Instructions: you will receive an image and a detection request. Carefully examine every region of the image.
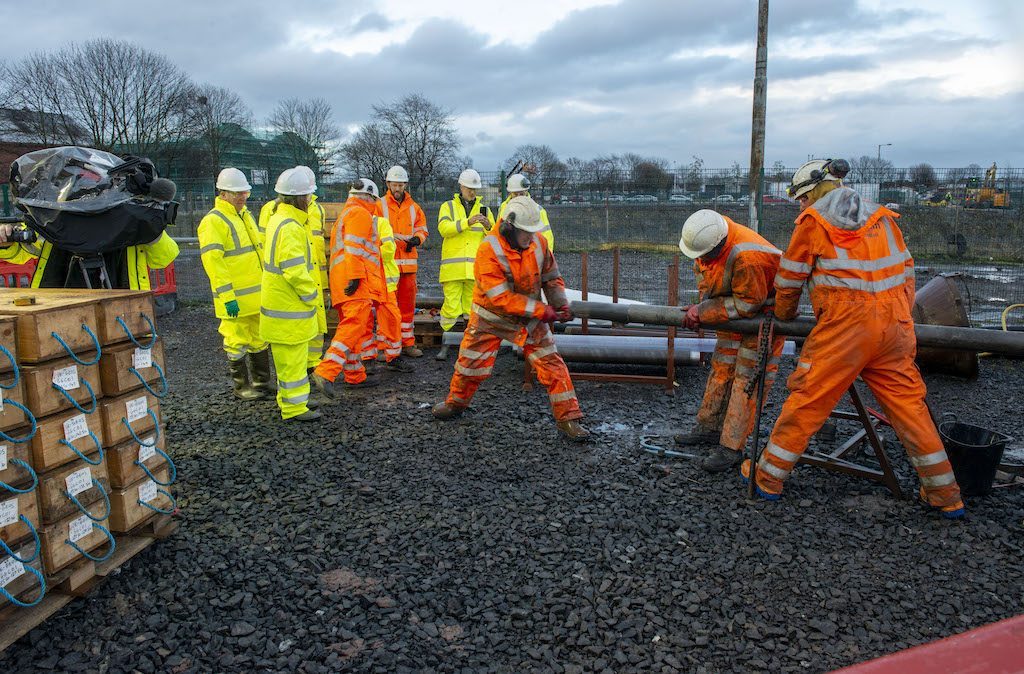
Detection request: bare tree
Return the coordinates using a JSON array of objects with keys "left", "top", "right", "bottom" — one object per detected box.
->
[
  {"left": 501, "top": 144, "right": 568, "bottom": 198},
  {"left": 338, "top": 121, "right": 393, "bottom": 183},
  {"left": 194, "top": 84, "right": 254, "bottom": 181},
  {"left": 848, "top": 155, "right": 895, "bottom": 185},
  {"left": 269, "top": 97, "right": 341, "bottom": 177}
]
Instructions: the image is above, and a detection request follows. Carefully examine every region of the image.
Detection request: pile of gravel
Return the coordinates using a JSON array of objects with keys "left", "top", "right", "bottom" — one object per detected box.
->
[{"left": 2, "top": 306, "right": 1020, "bottom": 673}]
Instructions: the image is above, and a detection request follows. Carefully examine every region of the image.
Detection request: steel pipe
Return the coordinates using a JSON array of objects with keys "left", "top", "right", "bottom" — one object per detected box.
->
[
  {"left": 554, "top": 344, "right": 701, "bottom": 366},
  {"left": 415, "top": 296, "right": 444, "bottom": 310},
  {"left": 570, "top": 301, "right": 1024, "bottom": 358}
]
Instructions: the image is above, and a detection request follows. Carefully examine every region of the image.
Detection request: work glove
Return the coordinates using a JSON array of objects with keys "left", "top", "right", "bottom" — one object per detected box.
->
[
  {"left": 556, "top": 305, "right": 573, "bottom": 322},
  {"left": 681, "top": 304, "right": 700, "bottom": 330},
  {"left": 344, "top": 279, "right": 360, "bottom": 296},
  {"left": 225, "top": 299, "right": 240, "bottom": 318},
  {"left": 405, "top": 236, "right": 421, "bottom": 251},
  {"left": 540, "top": 305, "right": 559, "bottom": 324}
]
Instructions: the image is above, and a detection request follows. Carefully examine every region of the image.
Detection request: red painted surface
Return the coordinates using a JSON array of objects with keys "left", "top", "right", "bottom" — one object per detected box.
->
[
  {"left": 834, "top": 614, "right": 1024, "bottom": 674},
  {"left": 0, "top": 259, "right": 176, "bottom": 296}
]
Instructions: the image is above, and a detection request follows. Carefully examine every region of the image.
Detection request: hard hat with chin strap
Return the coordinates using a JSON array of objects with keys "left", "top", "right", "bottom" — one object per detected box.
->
[
  {"left": 216, "top": 167, "right": 251, "bottom": 192},
  {"left": 386, "top": 165, "right": 409, "bottom": 183},
  {"left": 788, "top": 158, "right": 850, "bottom": 199},
  {"left": 458, "top": 168, "right": 483, "bottom": 189},
  {"left": 679, "top": 209, "right": 728, "bottom": 259},
  {"left": 348, "top": 178, "right": 379, "bottom": 198}
]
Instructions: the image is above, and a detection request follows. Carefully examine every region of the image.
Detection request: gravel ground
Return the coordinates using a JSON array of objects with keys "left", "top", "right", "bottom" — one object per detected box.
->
[{"left": 3, "top": 307, "right": 1022, "bottom": 673}]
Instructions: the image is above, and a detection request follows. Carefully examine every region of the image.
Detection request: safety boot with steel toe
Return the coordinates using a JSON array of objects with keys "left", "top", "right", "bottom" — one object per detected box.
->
[
  {"left": 386, "top": 356, "right": 415, "bottom": 373},
  {"left": 556, "top": 420, "right": 592, "bottom": 442},
  {"left": 228, "top": 358, "right": 263, "bottom": 401},
  {"left": 287, "top": 408, "right": 322, "bottom": 422},
  {"left": 345, "top": 373, "right": 382, "bottom": 389},
  {"left": 248, "top": 349, "right": 277, "bottom": 394},
  {"left": 434, "top": 344, "right": 452, "bottom": 361},
  {"left": 673, "top": 426, "right": 720, "bottom": 447},
  {"left": 431, "top": 401, "right": 465, "bottom": 420},
  {"left": 403, "top": 345, "right": 424, "bottom": 358},
  {"left": 363, "top": 359, "right": 381, "bottom": 375},
  {"left": 310, "top": 372, "right": 337, "bottom": 399},
  {"left": 702, "top": 445, "right": 743, "bottom": 473}
]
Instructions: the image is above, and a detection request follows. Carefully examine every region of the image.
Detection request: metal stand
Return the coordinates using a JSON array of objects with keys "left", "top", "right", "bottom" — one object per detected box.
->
[
  {"left": 797, "top": 384, "right": 903, "bottom": 498},
  {"left": 63, "top": 254, "right": 113, "bottom": 290}
]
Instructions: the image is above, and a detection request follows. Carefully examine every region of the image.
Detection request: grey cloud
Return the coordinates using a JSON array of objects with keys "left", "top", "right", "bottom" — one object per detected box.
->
[{"left": 352, "top": 12, "right": 394, "bottom": 33}]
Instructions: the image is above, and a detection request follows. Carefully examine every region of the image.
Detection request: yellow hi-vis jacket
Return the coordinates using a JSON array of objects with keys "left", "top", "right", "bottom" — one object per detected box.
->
[
  {"left": 260, "top": 198, "right": 329, "bottom": 291},
  {"left": 197, "top": 197, "right": 264, "bottom": 319},
  {"left": 0, "top": 232, "right": 178, "bottom": 289},
  {"left": 437, "top": 194, "right": 494, "bottom": 283},
  {"left": 499, "top": 195, "right": 554, "bottom": 251},
  {"left": 259, "top": 203, "right": 319, "bottom": 345},
  {"left": 378, "top": 217, "right": 399, "bottom": 293}
]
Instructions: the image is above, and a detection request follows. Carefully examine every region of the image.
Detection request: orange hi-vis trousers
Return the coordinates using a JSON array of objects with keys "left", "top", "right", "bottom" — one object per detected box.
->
[
  {"left": 697, "top": 330, "right": 784, "bottom": 451},
  {"left": 751, "top": 303, "right": 963, "bottom": 510},
  {"left": 360, "top": 293, "right": 403, "bottom": 361},
  {"left": 397, "top": 273, "right": 417, "bottom": 347},
  {"left": 316, "top": 297, "right": 396, "bottom": 385},
  {"left": 446, "top": 318, "right": 582, "bottom": 422}
]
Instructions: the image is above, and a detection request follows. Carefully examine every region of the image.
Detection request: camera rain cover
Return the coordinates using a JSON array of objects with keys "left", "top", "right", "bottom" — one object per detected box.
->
[{"left": 10, "top": 146, "right": 175, "bottom": 255}]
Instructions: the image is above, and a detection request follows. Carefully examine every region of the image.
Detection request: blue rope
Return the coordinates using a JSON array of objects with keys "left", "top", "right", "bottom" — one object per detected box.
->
[
  {"left": 51, "top": 324, "right": 101, "bottom": 366},
  {"left": 0, "top": 562, "right": 46, "bottom": 608},
  {"left": 122, "top": 409, "right": 160, "bottom": 447},
  {"left": 116, "top": 314, "right": 158, "bottom": 350},
  {"left": 0, "top": 515, "right": 41, "bottom": 564},
  {"left": 139, "top": 487, "right": 177, "bottom": 515},
  {"left": 0, "top": 399, "right": 37, "bottom": 444},
  {"left": 136, "top": 447, "right": 177, "bottom": 485},
  {"left": 66, "top": 522, "right": 116, "bottom": 562},
  {"left": 0, "top": 459, "right": 38, "bottom": 494},
  {"left": 51, "top": 378, "right": 97, "bottom": 414},
  {"left": 59, "top": 430, "right": 104, "bottom": 465},
  {"left": 128, "top": 362, "right": 169, "bottom": 399},
  {"left": 0, "top": 344, "right": 20, "bottom": 390},
  {"left": 64, "top": 478, "right": 111, "bottom": 522}
]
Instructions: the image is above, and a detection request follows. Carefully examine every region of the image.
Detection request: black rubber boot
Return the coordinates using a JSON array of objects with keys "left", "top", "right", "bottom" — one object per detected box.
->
[
  {"left": 673, "top": 427, "right": 720, "bottom": 447},
  {"left": 702, "top": 445, "right": 743, "bottom": 473},
  {"left": 228, "top": 358, "right": 263, "bottom": 401},
  {"left": 248, "top": 350, "right": 277, "bottom": 395}
]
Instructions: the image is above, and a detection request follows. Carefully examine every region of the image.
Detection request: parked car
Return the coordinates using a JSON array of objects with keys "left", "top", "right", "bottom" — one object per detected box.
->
[
  {"left": 668, "top": 194, "right": 693, "bottom": 203},
  {"left": 762, "top": 195, "right": 791, "bottom": 204},
  {"left": 627, "top": 194, "right": 658, "bottom": 203},
  {"left": 711, "top": 194, "right": 734, "bottom": 203},
  {"left": 605, "top": 194, "right": 625, "bottom": 202},
  {"left": 736, "top": 195, "right": 750, "bottom": 205}
]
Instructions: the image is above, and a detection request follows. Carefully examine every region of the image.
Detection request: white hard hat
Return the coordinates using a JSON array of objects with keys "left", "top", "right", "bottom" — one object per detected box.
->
[
  {"left": 349, "top": 178, "right": 380, "bottom": 198},
  {"left": 216, "top": 168, "right": 251, "bottom": 192},
  {"left": 506, "top": 173, "right": 531, "bottom": 193},
  {"left": 275, "top": 168, "right": 314, "bottom": 196},
  {"left": 504, "top": 196, "right": 544, "bottom": 233},
  {"left": 458, "top": 168, "right": 483, "bottom": 189},
  {"left": 295, "top": 165, "right": 317, "bottom": 192},
  {"left": 679, "top": 209, "right": 728, "bottom": 259},
  {"left": 386, "top": 165, "right": 409, "bottom": 183},
  {"left": 788, "top": 158, "right": 849, "bottom": 199}
]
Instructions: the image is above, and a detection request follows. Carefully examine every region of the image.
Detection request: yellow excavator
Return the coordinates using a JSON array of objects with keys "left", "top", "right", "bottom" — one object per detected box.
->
[{"left": 965, "top": 163, "right": 1010, "bottom": 208}]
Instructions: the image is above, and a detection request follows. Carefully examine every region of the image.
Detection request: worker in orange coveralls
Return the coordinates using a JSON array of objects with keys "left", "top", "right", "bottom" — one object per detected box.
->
[
  {"left": 673, "top": 209, "right": 785, "bottom": 473},
  {"left": 741, "top": 159, "right": 964, "bottom": 520},
  {"left": 430, "top": 196, "right": 590, "bottom": 441}
]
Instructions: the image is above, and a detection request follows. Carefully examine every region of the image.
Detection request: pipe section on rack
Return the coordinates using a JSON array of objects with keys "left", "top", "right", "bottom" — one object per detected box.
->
[{"left": 570, "top": 301, "right": 1024, "bottom": 357}]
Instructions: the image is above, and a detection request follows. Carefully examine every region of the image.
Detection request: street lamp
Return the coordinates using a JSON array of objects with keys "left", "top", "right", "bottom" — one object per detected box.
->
[{"left": 877, "top": 143, "right": 892, "bottom": 161}]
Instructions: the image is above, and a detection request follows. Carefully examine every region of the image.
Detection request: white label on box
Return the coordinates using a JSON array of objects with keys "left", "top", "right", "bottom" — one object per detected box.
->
[
  {"left": 126, "top": 396, "right": 148, "bottom": 423},
  {"left": 63, "top": 414, "right": 89, "bottom": 442},
  {"left": 52, "top": 365, "right": 80, "bottom": 390},
  {"left": 0, "top": 445, "right": 7, "bottom": 472},
  {"left": 139, "top": 480, "right": 158, "bottom": 504},
  {"left": 0, "top": 498, "right": 17, "bottom": 527},
  {"left": 133, "top": 347, "right": 153, "bottom": 370},
  {"left": 65, "top": 467, "right": 92, "bottom": 496},
  {"left": 69, "top": 515, "right": 92, "bottom": 543},
  {"left": 138, "top": 440, "right": 156, "bottom": 464},
  {"left": 0, "top": 556, "right": 24, "bottom": 587}
]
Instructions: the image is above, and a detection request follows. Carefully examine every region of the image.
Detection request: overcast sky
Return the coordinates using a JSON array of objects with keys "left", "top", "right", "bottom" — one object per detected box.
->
[{"left": 7, "top": 0, "right": 1024, "bottom": 169}]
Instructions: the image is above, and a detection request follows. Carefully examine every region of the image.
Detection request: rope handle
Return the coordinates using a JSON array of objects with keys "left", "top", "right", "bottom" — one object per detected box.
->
[
  {"left": 128, "top": 362, "right": 169, "bottom": 399},
  {"left": 65, "top": 522, "right": 116, "bottom": 562},
  {"left": 0, "top": 458, "right": 39, "bottom": 494},
  {"left": 0, "top": 514, "right": 41, "bottom": 564},
  {"left": 138, "top": 487, "right": 177, "bottom": 515},
  {"left": 122, "top": 409, "right": 160, "bottom": 447},
  {"left": 116, "top": 314, "right": 158, "bottom": 350},
  {"left": 52, "top": 378, "right": 98, "bottom": 414},
  {"left": 59, "top": 430, "right": 104, "bottom": 465},
  {"left": 64, "top": 477, "right": 111, "bottom": 522},
  {"left": 0, "top": 399, "right": 38, "bottom": 445},
  {"left": 0, "top": 344, "right": 20, "bottom": 391},
  {"left": 0, "top": 560, "right": 46, "bottom": 608},
  {"left": 51, "top": 324, "right": 102, "bottom": 366},
  {"left": 135, "top": 446, "right": 177, "bottom": 485}
]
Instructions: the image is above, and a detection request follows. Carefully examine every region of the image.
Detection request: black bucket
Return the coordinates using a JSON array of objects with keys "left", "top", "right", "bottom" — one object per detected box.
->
[{"left": 938, "top": 415, "right": 1012, "bottom": 497}]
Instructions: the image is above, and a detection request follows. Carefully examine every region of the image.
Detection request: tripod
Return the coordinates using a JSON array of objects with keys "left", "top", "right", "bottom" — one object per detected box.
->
[{"left": 63, "top": 254, "right": 114, "bottom": 290}]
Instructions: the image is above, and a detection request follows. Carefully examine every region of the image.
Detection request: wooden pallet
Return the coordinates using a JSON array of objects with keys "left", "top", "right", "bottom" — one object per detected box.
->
[{"left": 97, "top": 514, "right": 178, "bottom": 578}]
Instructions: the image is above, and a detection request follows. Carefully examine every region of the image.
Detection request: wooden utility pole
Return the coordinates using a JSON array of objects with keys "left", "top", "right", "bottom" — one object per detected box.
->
[{"left": 748, "top": 0, "right": 769, "bottom": 232}]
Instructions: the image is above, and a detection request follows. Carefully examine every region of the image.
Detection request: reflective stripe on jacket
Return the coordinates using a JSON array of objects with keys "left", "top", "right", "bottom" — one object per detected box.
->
[
  {"left": 773, "top": 187, "right": 915, "bottom": 321},
  {"left": 471, "top": 231, "right": 567, "bottom": 345},
  {"left": 695, "top": 217, "right": 782, "bottom": 324},
  {"left": 307, "top": 195, "right": 329, "bottom": 289},
  {"left": 198, "top": 197, "right": 264, "bottom": 318},
  {"left": 328, "top": 196, "right": 388, "bottom": 303},
  {"left": 259, "top": 203, "right": 319, "bottom": 345},
  {"left": 382, "top": 191, "right": 427, "bottom": 273},
  {"left": 437, "top": 194, "right": 494, "bottom": 283},
  {"left": 499, "top": 196, "right": 554, "bottom": 251}
]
